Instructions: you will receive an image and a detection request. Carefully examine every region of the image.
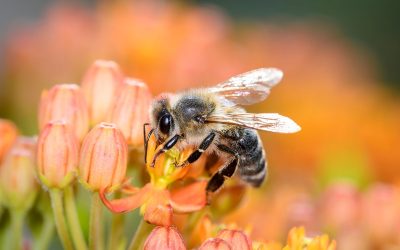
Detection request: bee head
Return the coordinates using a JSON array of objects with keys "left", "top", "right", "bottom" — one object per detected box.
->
[{"left": 150, "top": 96, "right": 175, "bottom": 143}]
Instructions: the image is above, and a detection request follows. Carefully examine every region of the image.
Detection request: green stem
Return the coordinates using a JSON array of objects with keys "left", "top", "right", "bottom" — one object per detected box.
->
[
  {"left": 107, "top": 191, "right": 125, "bottom": 250},
  {"left": 127, "top": 219, "right": 154, "bottom": 250},
  {"left": 65, "top": 186, "right": 88, "bottom": 250},
  {"left": 184, "top": 209, "right": 206, "bottom": 236},
  {"left": 33, "top": 215, "right": 54, "bottom": 250},
  {"left": 10, "top": 210, "right": 25, "bottom": 250},
  {"left": 89, "top": 193, "right": 103, "bottom": 250},
  {"left": 107, "top": 213, "right": 125, "bottom": 250},
  {"left": 49, "top": 189, "right": 74, "bottom": 250}
]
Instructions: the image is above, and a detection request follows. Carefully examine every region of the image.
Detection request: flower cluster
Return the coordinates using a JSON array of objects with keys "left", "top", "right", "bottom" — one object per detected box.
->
[
  {"left": 226, "top": 181, "right": 400, "bottom": 249},
  {"left": 0, "top": 59, "right": 337, "bottom": 250},
  {"left": 143, "top": 225, "right": 336, "bottom": 250}
]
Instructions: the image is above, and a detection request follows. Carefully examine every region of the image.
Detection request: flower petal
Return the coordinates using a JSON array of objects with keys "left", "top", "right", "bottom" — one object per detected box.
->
[
  {"left": 144, "top": 226, "right": 186, "bottom": 250},
  {"left": 217, "top": 229, "right": 252, "bottom": 250},
  {"left": 199, "top": 238, "right": 232, "bottom": 250},
  {"left": 144, "top": 203, "right": 173, "bottom": 227},
  {"left": 99, "top": 183, "right": 152, "bottom": 213},
  {"left": 170, "top": 180, "right": 208, "bottom": 213}
]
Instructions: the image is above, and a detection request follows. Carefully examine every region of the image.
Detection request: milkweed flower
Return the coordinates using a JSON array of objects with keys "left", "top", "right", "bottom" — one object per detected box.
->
[
  {"left": 109, "top": 78, "right": 152, "bottom": 147},
  {"left": 37, "top": 120, "right": 79, "bottom": 189},
  {"left": 283, "top": 227, "right": 336, "bottom": 250},
  {"left": 199, "top": 238, "right": 232, "bottom": 250},
  {"left": 216, "top": 229, "right": 252, "bottom": 250},
  {"left": 0, "top": 119, "right": 18, "bottom": 163},
  {"left": 0, "top": 137, "right": 38, "bottom": 211},
  {"left": 144, "top": 226, "right": 186, "bottom": 250},
  {"left": 79, "top": 122, "right": 128, "bottom": 192},
  {"left": 100, "top": 134, "right": 208, "bottom": 226},
  {"left": 81, "top": 60, "right": 124, "bottom": 125},
  {"left": 38, "top": 83, "right": 89, "bottom": 141}
]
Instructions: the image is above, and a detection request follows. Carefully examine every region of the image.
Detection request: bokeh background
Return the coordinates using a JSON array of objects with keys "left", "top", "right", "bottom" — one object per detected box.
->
[{"left": 1, "top": 0, "right": 399, "bottom": 249}]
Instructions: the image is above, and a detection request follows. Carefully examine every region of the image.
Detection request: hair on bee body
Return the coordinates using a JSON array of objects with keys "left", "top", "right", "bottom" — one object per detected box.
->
[{"left": 147, "top": 68, "right": 301, "bottom": 200}]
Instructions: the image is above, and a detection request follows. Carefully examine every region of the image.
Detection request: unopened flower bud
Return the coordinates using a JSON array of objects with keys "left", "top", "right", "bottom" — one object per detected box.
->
[
  {"left": 109, "top": 78, "right": 152, "bottom": 147},
  {"left": 0, "top": 119, "right": 18, "bottom": 163},
  {"left": 37, "top": 120, "right": 79, "bottom": 189},
  {"left": 199, "top": 238, "right": 232, "bottom": 250},
  {"left": 79, "top": 122, "right": 128, "bottom": 192},
  {"left": 81, "top": 60, "right": 124, "bottom": 125},
  {"left": 144, "top": 226, "right": 186, "bottom": 250},
  {"left": 39, "top": 84, "right": 89, "bottom": 141},
  {"left": 0, "top": 137, "right": 38, "bottom": 211},
  {"left": 217, "top": 229, "right": 252, "bottom": 250}
]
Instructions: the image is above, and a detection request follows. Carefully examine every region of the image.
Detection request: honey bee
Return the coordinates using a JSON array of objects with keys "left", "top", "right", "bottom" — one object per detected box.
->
[{"left": 145, "top": 68, "right": 300, "bottom": 195}]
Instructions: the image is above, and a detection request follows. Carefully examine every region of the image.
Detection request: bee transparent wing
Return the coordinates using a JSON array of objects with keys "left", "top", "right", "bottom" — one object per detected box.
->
[
  {"left": 209, "top": 68, "right": 283, "bottom": 105},
  {"left": 207, "top": 113, "right": 301, "bottom": 133}
]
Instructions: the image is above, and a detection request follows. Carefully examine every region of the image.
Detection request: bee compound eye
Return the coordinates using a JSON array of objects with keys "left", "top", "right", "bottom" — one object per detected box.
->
[{"left": 159, "top": 115, "right": 172, "bottom": 135}]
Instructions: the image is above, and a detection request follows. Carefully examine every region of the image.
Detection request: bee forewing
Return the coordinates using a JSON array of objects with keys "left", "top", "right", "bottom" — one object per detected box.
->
[
  {"left": 209, "top": 68, "right": 283, "bottom": 105},
  {"left": 207, "top": 113, "right": 301, "bottom": 133}
]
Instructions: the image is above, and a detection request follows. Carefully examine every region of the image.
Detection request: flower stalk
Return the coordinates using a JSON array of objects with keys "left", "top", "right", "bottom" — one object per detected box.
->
[
  {"left": 128, "top": 219, "right": 154, "bottom": 250},
  {"left": 10, "top": 210, "right": 25, "bottom": 250},
  {"left": 89, "top": 193, "right": 104, "bottom": 250},
  {"left": 33, "top": 214, "right": 54, "bottom": 250},
  {"left": 107, "top": 192, "right": 126, "bottom": 250},
  {"left": 49, "top": 189, "right": 74, "bottom": 250},
  {"left": 65, "top": 186, "right": 88, "bottom": 250}
]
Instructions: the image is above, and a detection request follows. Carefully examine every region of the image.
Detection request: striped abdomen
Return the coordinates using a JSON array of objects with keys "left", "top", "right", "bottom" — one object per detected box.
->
[{"left": 221, "top": 127, "right": 267, "bottom": 187}]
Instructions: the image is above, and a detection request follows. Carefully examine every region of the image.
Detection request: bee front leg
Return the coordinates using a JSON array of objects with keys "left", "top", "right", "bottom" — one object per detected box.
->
[
  {"left": 175, "top": 132, "right": 216, "bottom": 168},
  {"left": 206, "top": 144, "right": 239, "bottom": 204},
  {"left": 143, "top": 123, "right": 154, "bottom": 163},
  {"left": 150, "top": 134, "right": 181, "bottom": 167}
]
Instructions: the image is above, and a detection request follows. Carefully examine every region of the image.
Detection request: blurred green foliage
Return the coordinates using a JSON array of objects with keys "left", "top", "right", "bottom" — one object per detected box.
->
[{"left": 200, "top": 0, "right": 400, "bottom": 90}]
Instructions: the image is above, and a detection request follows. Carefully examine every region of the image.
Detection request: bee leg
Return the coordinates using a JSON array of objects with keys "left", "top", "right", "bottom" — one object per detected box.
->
[
  {"left": 143, "top": 123, "right": 154, "bottom": 163},
  {"left": 150, "top": 134, "right": 181, "bottom": 167},
  {"left": 206, "top": 144, "right": 239, "bottom": 203},
  {"left": 176, "top": 132, "right": 216, "bottom": 168}
]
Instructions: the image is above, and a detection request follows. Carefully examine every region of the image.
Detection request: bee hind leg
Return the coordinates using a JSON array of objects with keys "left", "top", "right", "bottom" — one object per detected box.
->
[{"left": 206, "top": 144, "right": 239, "bottom": 204}]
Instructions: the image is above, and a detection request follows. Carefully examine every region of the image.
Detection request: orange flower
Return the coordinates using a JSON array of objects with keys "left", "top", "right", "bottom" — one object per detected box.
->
[
  {"left": 0, "top": 119, "right": 18, "bottom": 163},
  {"left": 217, "top": 229, "right": 252, "bottom": 250},
  {"left": 37, "top": 120, "right": 79, "bottom": 189},
  {"left": 100, "top": 134, "right": 207, "bottom": 226},
  {"left": 253, "top": 241, "right": 282, "bottom": 250},
  {"left": 108, "top": 78, "right": 152, "bottom": 147},
  {"left": 38, "top": 83, "right": 89, "bottom": 141},
  {"left": 283, "top": 227, "right": 336, "bottom": 250},
  {"left": 199, "top": 238, "right": 232, "bottom": 250},
  {"left": 0, "top": 137, "right": 38, "bottom": 211},
  {"left": 81, "top": 60, "right": 124, "bottom": 125},
  {"left": 144, "top": 226, "right": 186, "bottom": 250},
  {"left": 79, "top": 122, "right": 128, "bottom": 192}
]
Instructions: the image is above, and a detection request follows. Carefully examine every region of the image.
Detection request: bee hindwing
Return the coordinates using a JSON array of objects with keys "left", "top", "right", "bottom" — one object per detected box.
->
[{"left": 206, "top": 113, "right": 301, "bottom": 133}]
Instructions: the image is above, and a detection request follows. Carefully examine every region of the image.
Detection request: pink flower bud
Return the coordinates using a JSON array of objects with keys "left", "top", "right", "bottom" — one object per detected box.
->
[
  {"left": 37, "top": 120, "right": 79, "bottom": 189},
  {"left": 216, "top": 229, "right": 252, "bottom": 250},
  {"left": 0, "top": 119, "right": 18, "bottom": 163},
  {"left": 199, "top": 238, "right": 232, "bottom": 250},
  {"left": 144, "top": 226, "right": 186, "bottom": 250},
  {"left": 39, "top": 84, "right": 89, "bottom": 141},
  {"left": 81, "top": 60, "right": 124, "bottom": 125},
  {"left": 79, "top": 122, "right": 128, "bottom": 192},
  {"left": 0, "top": 137, "right": 38, "bottom": 211},
  {"left": 109, "top": 78, "right": 152, "bottom": 147}
]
